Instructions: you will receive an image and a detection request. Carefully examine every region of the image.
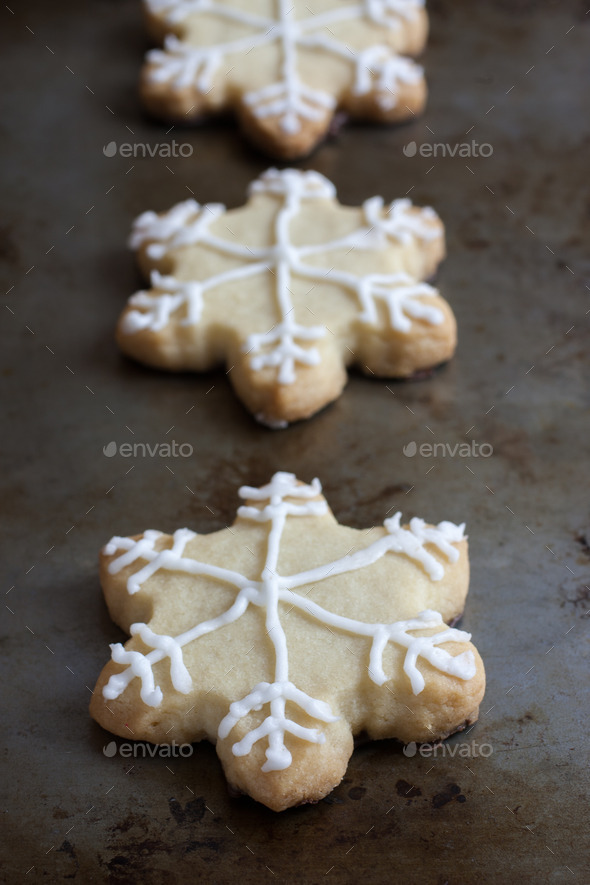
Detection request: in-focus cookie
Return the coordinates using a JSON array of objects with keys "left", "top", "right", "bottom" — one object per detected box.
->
[
  {"left": 118, "top": 168, "right": 454, "bottom": 427},
  {"left": 90, "top": 471, "right": 485, "bottom": 812},
  {"left": 141, "top": 0, "right": 429, "bottom": 158}
]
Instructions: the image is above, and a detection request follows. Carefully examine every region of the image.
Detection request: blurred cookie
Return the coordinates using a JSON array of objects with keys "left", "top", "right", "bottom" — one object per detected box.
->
[
  {"left": 118, "top": 168, "right": 453, "bottom": 426},
  {"left": 141, "top": 0, "right": 429, "bottom": 158}
]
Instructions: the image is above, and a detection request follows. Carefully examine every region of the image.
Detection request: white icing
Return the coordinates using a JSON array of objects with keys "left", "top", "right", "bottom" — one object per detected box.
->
[
  {"left": 147, "top": 29, "right": 276, "bottom": 94},
  {"left": 384, "top": 513, "right": 465, "bottom": 580},
  {"left": 285, "top": 510, "right": 465, "bottom": 590},
  {"left": 276, "top": 598, "right": 474, "bottom": 693},
  {"left": 102, "top": 472, "right": 474, "bottom": 771},
  {"left": 146, "top": 0, "right": 425, "bottom": 30},
  {"left": 123, "top": 169, "right": 444, "bottom": 382},
  {"left": 122, "top": 271, "right": 204, "bottom": 334},
  {"left": 365, "top": 0, "right": 425, "bottom": 27},
  {"left": 106, "top": 644, "right": 164, "bottom": 706},
  {"left": 146, "top": 0, "right": 272, "bottom": 29},
  {"left": 238, "top": 472, "right": 323, "bottom": 502},
  {"left": 249, "top": 167, "right": 336, "bottom": 201},
  {"left": 363, "top": 196, "right": 440, "bottom": 245},
  {"left": 352, "top": 49, "right": 422, "bottom": 110},
  {"left": 130, "top": 623, "right": 193, "bottom": 693},
  {"left": 105, "top": 526, "right": 252, "bottom": 595},
  {"left": 218, "top": 680, "right": 338, "bottom": 772},
  {"left": 144, "top": 0, "right": 425, "bottom": 133},
  {"left": 128, "top": 200, "right": 225, "bottom": 259},
  {"left": 254, "top": 413, "right": 289, "bottom": 430},
  {"left": 245, "top": 321, "right": 324, "bottom": 384},
  {"left": 353, "top": 272, "right": 443, "bottom": 333}
]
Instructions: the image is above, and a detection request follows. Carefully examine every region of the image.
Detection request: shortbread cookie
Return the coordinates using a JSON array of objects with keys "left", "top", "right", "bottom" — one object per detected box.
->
[
  {"left": 118, "top": 168, "right": 454, "bottom": 426},
  {"left": 141, "top": 0, "right": 429, "bottom": 158},
  {"left": 91, "top": 472, "right": 485, "bottom": 812}
]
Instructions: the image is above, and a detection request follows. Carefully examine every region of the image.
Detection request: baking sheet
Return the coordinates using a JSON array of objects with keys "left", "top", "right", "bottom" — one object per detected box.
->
[{"left": 1, "top": 0, "right": 590, "bottom": 881}]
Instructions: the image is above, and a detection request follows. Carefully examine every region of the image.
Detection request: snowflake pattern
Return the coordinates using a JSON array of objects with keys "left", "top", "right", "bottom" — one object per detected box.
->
[
  {"left": 120, "top": 168, "right": 450, "bottom": 425},
  {"left": 98, "top": 472, "right": 476, "bottom": 775},
  {"left": 141, "top": 0, "right": 428, "bottom": 156}
]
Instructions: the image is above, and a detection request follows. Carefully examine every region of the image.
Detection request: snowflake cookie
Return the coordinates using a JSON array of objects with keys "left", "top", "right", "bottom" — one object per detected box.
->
[
  {"left": 141, "top": 0, "right": 429, "bottom": 158},
  {"left": 118, "top": 168, "right": 454, "bottom": 427},
  {"left": 90, "top": 472, "right": 485, "bottom": 812}
]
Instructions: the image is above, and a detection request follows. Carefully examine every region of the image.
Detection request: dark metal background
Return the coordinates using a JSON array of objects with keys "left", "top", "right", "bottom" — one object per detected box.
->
[{"left": 1, "top": 1, "right": 590, "bottom": 881}]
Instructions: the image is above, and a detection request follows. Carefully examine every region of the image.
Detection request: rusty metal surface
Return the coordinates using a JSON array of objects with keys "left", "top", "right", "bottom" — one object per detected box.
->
[{"left": 2, "top": 0, "right": 590, "bottom": 881}]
